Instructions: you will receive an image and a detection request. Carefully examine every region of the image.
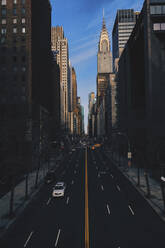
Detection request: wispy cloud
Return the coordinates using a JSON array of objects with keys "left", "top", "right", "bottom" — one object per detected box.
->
[
  {"left": 71, "top": 34, "right": 96, "bottom": 45},
  {"left": 71, "top": 46, "right": 97, "bottom": 65},
  {"left": 71, "top": 38, "right": 98, "bottom": 53}
]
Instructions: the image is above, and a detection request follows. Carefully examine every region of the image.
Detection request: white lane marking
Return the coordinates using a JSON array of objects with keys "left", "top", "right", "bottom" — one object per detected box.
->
[
  {"left": 98, "top": 173, "right": 100, "bottom": 178},
  {"left": 46, "top": 197, "right": 51, "bottom": 205},
  {"left": 71, "top": 180, "right": 74, "bottom": 184},
  {"left": 106, "top": 204, "right": 110, "bottom": 215},
  {"left": 116, "top": 185, "right": 121, "bottom": 192},
  {"left": 110, "top": 174, "right": 114, "bottom": 179},
  {"left": 24, "top": 231, "right": 34, "bottom": 247},
  {"left": 55, "top": 229, "right": 61, "bottom": 247},
  {"left": 101, "top": 185, "right": 104, "bottom": 191},
  {"left": 128, "top": 205, "right": 135, "bottom": 215},
  {"left": 74, "top": 170, "right": 76, "bottom": 174},
  {"left": 66, "top": 197, "right": 69, "bottom": 204},
  {"left": 96, "top": 166, "right": 98, "bottom": 170}
]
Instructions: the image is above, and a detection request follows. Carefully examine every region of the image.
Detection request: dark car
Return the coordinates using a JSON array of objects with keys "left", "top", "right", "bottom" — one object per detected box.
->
[{"left": 45, "top": 171, "right": 56, "bottom": 184}]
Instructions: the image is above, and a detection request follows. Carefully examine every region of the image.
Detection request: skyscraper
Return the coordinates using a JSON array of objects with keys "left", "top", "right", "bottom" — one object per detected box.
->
[
  {"left": 97, "top": 16, "right": 113, "bottom": 74},
  {"left": 72, "top": 67, "right": 77, "bottom": 111},
  {"left": 0, "top": 0, "right": 52, "bottom": 177},
  {"left": 88, "top": 92, "right": 96, "bottom": 136},
  {"left": 97, "top": 15, "right": 112, "bottom": 106},
  {"left": 51, "top": 26, "right": 69, "bottom": 130},
  {"left": 112, "top": 9, "right": 139, "bottom": 70},
  {"left": 96, "top": 14, "right": 113, "bottom": 136}
]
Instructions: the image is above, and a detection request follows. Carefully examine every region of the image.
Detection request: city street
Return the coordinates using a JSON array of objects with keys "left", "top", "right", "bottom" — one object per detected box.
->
[{"left": 1, "top": 147, "right": 165, "bottom": 248}]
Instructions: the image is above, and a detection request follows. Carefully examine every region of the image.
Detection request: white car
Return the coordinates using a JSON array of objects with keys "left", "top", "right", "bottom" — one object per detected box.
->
[{"left": 52, "top": 182, "right": 66, "bottom": 197}]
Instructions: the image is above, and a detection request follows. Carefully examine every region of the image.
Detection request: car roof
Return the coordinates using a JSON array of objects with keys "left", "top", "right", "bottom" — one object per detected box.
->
[{"left": 56, "top": 182, "right": 65, "bottom": 185}]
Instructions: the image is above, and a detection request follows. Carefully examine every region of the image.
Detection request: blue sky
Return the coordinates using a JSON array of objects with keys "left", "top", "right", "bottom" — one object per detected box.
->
[{"left": 50, "top": 0, "right": 144, "bottom": 132}]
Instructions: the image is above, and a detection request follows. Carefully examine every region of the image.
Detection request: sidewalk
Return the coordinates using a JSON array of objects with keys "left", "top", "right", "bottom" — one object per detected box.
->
[
  {"left": 0, "top": 167, "right": 45, "bottom": 232},
  {"left": 0, "top": 153, "right": 63, "bottom": 236},
  {"left": 105, "top": 151, "right": 165, "bottom": 221}
]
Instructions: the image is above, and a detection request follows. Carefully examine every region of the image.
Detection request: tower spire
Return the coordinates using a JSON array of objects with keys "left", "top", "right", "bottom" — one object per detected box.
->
[{"left": 102, "top": 8, "right": 106, "bottom": 29}]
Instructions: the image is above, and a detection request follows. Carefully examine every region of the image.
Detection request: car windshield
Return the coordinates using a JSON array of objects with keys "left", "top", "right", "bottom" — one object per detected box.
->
[{"left": 54, "top": 186, "right": 63, "bottom": 190}]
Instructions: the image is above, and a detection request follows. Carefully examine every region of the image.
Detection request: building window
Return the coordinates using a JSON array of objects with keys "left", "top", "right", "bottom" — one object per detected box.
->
[
  {"left": 1, "top": 28, "right": 6, "bottom": 34},
  {"left": 21, "top": 8, "right": 25, "bottom": 15},
  {"left": 1, "top": 8, "right": 7, "bottom": 16},
  {"left": 1, "top": 37, "right": 6, "bottom": 44},
  {"left": 13, "top": 18, "right": 17, "bottom": 24},
  {"left": 1, "top": 0, "right": 6, "bottom": 5},
  {"left": 21, "top": 18, "right": 25, "bottom": 23},
  {"left": 150, "top": 5, "right": 165, "bottom": 15},
  {"left": 2, "top": 19, "right": 6, "bottom": 24},
  {"left": 163, "top": 6, "right": 165, "bottom": 14},
  {"left": 22, "top": 27, "right": 26, "bottom": 33},
  {"left": 161, "top": 23, "right": 165, "bottom": 30},
  {"left": 13, "top": 27, "right": 17, "bottom": 33},
  {"left": 13, "top": 8, "right": 17, "bottom": 15},
  {"left": 153, "top": 23, "right": 165, "bottom": 30}
]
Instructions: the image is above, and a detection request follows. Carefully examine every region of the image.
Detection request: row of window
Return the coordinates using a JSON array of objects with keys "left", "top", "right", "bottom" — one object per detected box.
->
[
  {"left": 0, "top": 95, "right": 27, "bottom": 104},
  {"left": 1, "top": 66, "right": 26, "bottom": 72},
  {"left": 153, "top": 22, "right": 165, "bottom": 31},
  {"left": 1, "top": 17, "right": 25, "bottom": 24},
  {"left": 1, "top": 55, "right": 26, "bottom": 62},
  {"left": 0, "top": 73, "right": 26, "bottom": 81},
  {"left": 1, "top": 0, "right": 25, "bottom": 5},
  {"left": 1, "top": 7, "right": 26, "bottom": 16},
  {"left": 1, "top": 27, "right": 26, "bottom": 34},
  {"left": 150, "top": 5, "right": 165, "bottom": 15}
]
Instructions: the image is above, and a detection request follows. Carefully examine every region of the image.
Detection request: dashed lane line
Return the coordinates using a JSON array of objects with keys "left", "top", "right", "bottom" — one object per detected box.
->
[
  {"left": 46, "top": 197, "right": 51, "bottom": 205},
  {"left": 24, "top": 231, "right": 34, "bottom": 247},
  {"left": 128, "top": 205, "right": 135, "bottom": 216},
  {"left": 116, "top": 185, "right": 121, "bottom": 192},
  {"left": 101, "top": 185, "right": 104, "bottom": 191},
  {"left": 66, "top": 196, "right": 70, "bottom": 204},
  {"left": 55, "top": 229, "right": 61, "bottom": 247},
  {"left": 106, "top": 204, "right": 111, "bottom": 215}
]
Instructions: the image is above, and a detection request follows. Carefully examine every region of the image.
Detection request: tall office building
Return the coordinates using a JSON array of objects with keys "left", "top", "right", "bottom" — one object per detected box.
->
[
  {"left": 88, "top": 92, "right": 95, "bottom": 116},
  {"left": 88, "top": 92, "right": 96, "bottom": 136},
  {"left": 68, "top": 60, "right": 73, "bottom": 112},
  {"left": 72, "top": 67, "right": 77, "bottom": 111},
  {"left": 97, "top": 16, "right": 113, "bottom": 74},
  {"left": 0, "top": 0, "right": 52, "bottom": 176},
  {"left": 96, "top": 14, "right": 113, "bottom": 136},
  {"left": 51, "top": 26, "right": 69, "bottom": 130},
  {"left": 112, "top": 9, "right": 139, "bottom": 70},
  {"left": 97, "top": 16, "right": 113, "bottom": 106}
]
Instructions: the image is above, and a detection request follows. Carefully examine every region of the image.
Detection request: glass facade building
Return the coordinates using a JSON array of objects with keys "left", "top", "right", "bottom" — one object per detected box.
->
[{"left": 112, "top": 9, "right": 139, "bottom": 71}]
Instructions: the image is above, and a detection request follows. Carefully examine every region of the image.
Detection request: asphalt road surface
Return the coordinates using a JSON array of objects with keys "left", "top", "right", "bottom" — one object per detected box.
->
[{"left": 1, "top": 147, "right": 165, "bottom": 248}]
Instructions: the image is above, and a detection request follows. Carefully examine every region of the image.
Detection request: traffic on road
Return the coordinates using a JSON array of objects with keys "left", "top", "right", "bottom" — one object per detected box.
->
[{"left": 0, "top": 146, "right": 165, "bottom": 248}]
